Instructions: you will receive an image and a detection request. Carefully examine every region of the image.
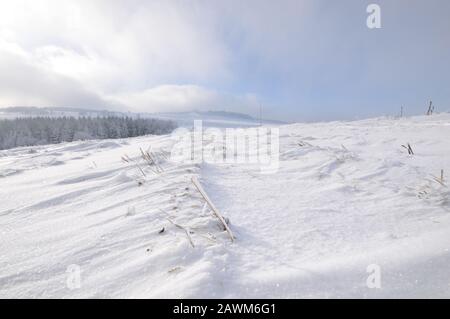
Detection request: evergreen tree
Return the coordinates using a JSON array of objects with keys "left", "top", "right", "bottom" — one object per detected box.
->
[{"left": 0, "top": 116, "right": 176, "bottom": 150}]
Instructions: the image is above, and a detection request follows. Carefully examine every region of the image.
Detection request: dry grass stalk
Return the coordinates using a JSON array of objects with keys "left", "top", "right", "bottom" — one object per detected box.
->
[
  {"left": 139, "top": 148, "right": 157, "bottom": 174},
  {"left": 166, "top": 217, "right": 195, "bottom": 248},
  {"left": 402, "top": 143, "right": 414, "bottom": 155},
  {"left": 430, "top": 169, "right": 447, "bottom": 187},
  {"left": 122, "top": 153, "right": 146, "bottom": 177},
  {"left": 427, "top": 101, "right": 434, "bottom": 115},
  {"left": 140, "top": 147, "right": 164, "bottom": 173}
]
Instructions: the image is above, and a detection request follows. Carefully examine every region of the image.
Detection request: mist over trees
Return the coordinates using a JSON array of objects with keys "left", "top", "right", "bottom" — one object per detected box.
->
[{"left": 0, "top": 116, "right": 177, "bottom": 150}]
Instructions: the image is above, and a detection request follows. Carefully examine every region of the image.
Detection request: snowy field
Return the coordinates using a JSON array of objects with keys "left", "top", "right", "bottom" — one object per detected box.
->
[{"left": 1, "top": 114, "right": 449, "bottom": 298}]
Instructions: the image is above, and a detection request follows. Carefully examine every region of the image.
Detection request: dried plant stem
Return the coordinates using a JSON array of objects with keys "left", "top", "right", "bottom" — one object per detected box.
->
[{"left": 166, "top": 217, "right": 195, "bottom": 248}]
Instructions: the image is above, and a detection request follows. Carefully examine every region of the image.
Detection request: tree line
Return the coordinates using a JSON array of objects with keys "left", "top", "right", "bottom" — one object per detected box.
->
[{"left": 0, "top": 116, "right": 177, "bottom": 150}]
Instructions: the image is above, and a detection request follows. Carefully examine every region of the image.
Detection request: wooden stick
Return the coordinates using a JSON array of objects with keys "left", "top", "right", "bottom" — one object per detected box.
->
[
  {"left": 191, "top": 177, "right": 235, "bottom": 242},
  {"left": 441, "top": 169, "right": 444, "bottom": 183}
]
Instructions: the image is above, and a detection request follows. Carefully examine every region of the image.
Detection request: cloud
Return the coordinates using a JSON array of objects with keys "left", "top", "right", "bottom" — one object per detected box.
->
[
  {"left": 0, "top": 0, "right": 449, "bottom": 120},
  {"left": 0, "top": 40, "right": 123, "bottom": 109},
  {"left": 0, "top": 0, "right": 257, "bottom": 113},
  {"left": 9, "top": 0, "right": 228, "bottom": 81},
  {"left": 114, "top": 84, "right": 259, "bottom": 114}
]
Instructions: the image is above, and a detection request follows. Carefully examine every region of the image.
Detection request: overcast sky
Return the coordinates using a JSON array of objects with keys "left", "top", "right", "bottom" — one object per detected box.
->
[{"left": 0, "top": 0, "right": 449, "bottom": 121}]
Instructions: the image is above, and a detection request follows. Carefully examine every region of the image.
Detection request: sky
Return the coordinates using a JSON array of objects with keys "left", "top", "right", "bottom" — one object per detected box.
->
[{"left": 0, "top": 0, "right": 449, "bottom": 121}]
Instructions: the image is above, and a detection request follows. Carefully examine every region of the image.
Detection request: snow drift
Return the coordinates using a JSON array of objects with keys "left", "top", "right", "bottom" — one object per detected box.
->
[{"left": 0, "top": 114, "right": 449, "bottom": 298}]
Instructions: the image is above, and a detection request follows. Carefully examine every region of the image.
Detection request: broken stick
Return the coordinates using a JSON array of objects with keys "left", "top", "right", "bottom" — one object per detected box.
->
[{"left": 191, "top": 177, "right": 235, "bottom": 242}]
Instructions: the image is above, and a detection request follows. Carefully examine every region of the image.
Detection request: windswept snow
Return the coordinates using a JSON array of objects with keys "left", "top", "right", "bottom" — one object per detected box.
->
[{"left": 1, "top": 114, "right": 449, "bottom": 298}]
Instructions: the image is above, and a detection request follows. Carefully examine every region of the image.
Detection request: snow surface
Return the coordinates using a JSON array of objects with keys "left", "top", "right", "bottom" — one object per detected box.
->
[{"left": 1, "top": 114, "right": 449, "bottom": 298}]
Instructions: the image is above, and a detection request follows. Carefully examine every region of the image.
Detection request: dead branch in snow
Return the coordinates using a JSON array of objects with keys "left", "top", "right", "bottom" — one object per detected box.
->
[{"left": 191, "top": 176, "right": 235, "bottom": 242}]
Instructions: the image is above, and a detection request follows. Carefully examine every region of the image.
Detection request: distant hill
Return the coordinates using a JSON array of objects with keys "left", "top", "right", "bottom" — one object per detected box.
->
[{"left": 0, "top": 107, "right": 285, "bottom": 128}]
